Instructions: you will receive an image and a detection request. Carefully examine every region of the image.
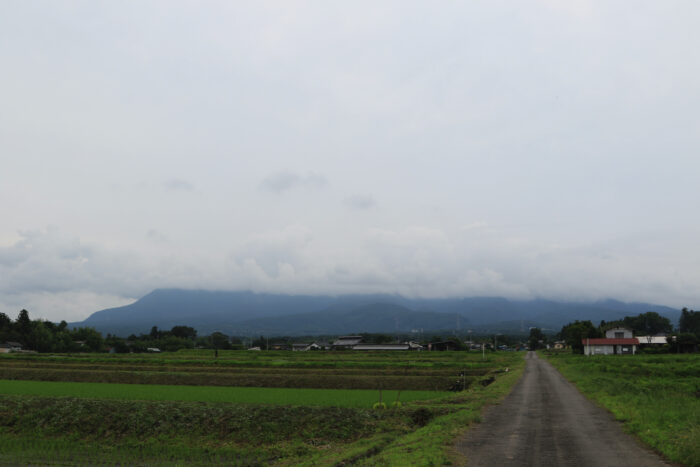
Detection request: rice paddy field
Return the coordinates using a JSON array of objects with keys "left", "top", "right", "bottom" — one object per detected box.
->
[
  {"left": 542, "top": 352, "right": 700, "bottom": 467},
  {"left": 0, "top": 349, "right": 525, "bottom": 465}
]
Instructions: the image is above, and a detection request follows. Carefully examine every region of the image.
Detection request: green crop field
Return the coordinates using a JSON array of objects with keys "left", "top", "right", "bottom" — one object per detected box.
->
[
  {"left": 0, "top": 350, "right": 526, "bottom": 465},
  {"left": 0, "top": 379, "right": 447, "bottom": 407},
  {"left": 542, "top": 352, "right": 700, "bottom": 466}
]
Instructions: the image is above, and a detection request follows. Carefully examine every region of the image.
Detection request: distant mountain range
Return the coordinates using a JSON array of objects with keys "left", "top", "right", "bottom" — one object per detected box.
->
[{"left": 71, "top": 289, "right": 681, "bottom": 337}]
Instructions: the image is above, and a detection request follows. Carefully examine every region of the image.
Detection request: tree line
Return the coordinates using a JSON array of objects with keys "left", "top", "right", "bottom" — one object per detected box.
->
[
  {"left": 0, "top": 310, "right": 233, "bottom": 353},
  {"left": 1, "top": 309, "right": 104, "bottom": 352}
]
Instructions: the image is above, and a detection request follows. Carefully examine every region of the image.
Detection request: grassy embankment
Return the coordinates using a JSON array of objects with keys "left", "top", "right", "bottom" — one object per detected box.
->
[
  {"left": 0, "top": 350, "right": 525, "bottom": 465},
  {"left": 543, "top": 352, "right": 700, "bottom": 466}
]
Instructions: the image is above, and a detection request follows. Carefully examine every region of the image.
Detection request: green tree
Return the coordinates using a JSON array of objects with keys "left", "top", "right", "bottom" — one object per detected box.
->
[
  {"left": 16, "top": 309, "right": 32, "bottom": 339},
  {"left": 622, "top": 312, "right": 672, "bottom": 335},
  {"left": 528, "top": 327, "right": 545, "bottom": 350},
  {"left": 170, "top": 325, "right": 197, "bottom": 340},
  {"left": 560, "top": 320, "right": 601, "bottom": 354},
  {"left": 679, "top": 308, "right": 700, "bottom": 336},
  {"left": 211, "top": 332, "right": 231, "bottom": 350},
  {"left": 71, "top": 327, "right": 104, "bottom": 352},
  {"left": 0, "top": 312, "right": 11, "bottom": 330},
  {"left": 161, "top": 336, "right": 194, "bottom": 352},
  {"left": 26, "top": 321, "right": 56, "bottom": 352}
]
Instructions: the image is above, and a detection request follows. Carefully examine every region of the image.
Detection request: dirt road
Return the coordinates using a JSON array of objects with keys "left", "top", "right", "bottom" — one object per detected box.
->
[{"left": 455, "top": 352, "right": 669, "bottom": 466}]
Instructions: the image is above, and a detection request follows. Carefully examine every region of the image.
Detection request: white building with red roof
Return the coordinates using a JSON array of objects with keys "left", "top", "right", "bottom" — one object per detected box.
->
[{"left": 582, "top": 327, "right": 639, "bottom": 355}]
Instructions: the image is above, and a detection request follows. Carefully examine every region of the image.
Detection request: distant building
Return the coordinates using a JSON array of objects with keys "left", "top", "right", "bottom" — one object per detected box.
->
[
  {"left": 269, "top": 342, "right": 290, "bottom": 351},
  {"left": 0, "top": 342, "right": 22, "bottom": 353},
  {"left": 427, "top": 341, "right": 460, "bottom": 351},
  {"left": 407, "top": 341, "right": 424, "bottom": 351},
  {"left": 291, "top": 343, "right": 323, "bottom": 351},
  {"left": 352, "top": 343, "right": 410, "bottom": 351},
  {"left": 332, "top": 336, "right": 363, "bottom": 350},
  {"left": 635, "top": 335, "right": 668, "bottom": 346},
  {"left": 582, "top": 328, "right": 638, "bottom": 355}
]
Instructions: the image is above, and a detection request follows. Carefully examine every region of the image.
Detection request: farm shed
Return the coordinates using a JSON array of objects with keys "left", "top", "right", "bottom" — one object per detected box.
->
[{"left": 635, "top": 335, "right": 667, "bottom": 346}]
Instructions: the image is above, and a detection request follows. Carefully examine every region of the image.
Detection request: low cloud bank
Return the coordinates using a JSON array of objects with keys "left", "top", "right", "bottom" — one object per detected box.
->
[{"left": 1, "top": 225, "right": 697, "bottom": 322}]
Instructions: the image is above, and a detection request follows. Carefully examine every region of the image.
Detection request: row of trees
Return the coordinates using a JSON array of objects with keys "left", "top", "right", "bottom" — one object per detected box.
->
[
  {"left": 0, "top": 310, "right": 235, "bottom": 353},
  {"left": 1, "top": 310, "right": 103, "bottom": 352}
]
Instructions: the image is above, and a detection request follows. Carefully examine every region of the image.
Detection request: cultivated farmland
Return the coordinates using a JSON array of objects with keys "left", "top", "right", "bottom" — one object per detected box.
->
[{"left": 0, "top": 349, "right": 525, "bottom": 465}]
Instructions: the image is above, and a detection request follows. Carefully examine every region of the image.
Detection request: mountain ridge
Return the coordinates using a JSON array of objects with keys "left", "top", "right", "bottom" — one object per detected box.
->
[{"left": 71, "top": 288, "right": 681, "bottom": 336}]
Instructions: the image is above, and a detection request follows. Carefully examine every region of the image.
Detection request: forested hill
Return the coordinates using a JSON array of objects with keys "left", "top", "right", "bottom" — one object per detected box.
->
[{"left": 71, "top": 289, "right": 680, "bottom": 337}]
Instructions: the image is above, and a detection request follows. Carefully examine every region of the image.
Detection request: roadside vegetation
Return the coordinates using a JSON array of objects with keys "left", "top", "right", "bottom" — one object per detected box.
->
[
  {"left": 0, "top": 350, "right": 525, "bottom": 465},
  {"left": 542, "top": 352, "right": 700, "bottom": 466}
]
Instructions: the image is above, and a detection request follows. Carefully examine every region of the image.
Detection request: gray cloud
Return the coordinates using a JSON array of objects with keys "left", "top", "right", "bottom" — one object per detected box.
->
[
  {"left": 1, "top": 2, "right": 699, "bottom": 321},
  {"left": 259, "top": 171, "right": 327, "bottom": 193},
  {"left": 164, "top": 179, "right": 194, "bottom": 191},
  {"left": 146, "top": 229, "right": 168, "bottom": 243},
  {"left": 344, "top": 194, "right": 376, "bottom": 210}
]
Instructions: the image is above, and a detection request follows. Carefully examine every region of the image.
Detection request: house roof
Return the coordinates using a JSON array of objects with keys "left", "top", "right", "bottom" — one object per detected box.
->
[
  {"left": 582, "top": 338, "right": 639, "bottom": 345},
  {"left": 352, "top": 344, "right": 410, "bottom": 351},
  {"left": 332, "top": 337, "right": 363, "bottom": 346}
]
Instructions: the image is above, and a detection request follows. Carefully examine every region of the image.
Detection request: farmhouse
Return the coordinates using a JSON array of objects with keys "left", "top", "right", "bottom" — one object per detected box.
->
[
  {"left": 582, "top": 328, "right": 638, "bottom": 355},
  {"left": 332, "top": 336, "right": 363, "bottom": 349},
  {"left": 0, "top": 342, "right": 22, "bottom": 353},
  {"left": 550, "top": 340, "right": 566, "bottom": 350}
]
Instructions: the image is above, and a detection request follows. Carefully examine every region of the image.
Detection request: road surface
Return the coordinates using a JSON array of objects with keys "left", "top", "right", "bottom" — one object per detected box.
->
[{"left": 455, "top": 352, "right": 669, "bottom": 466}]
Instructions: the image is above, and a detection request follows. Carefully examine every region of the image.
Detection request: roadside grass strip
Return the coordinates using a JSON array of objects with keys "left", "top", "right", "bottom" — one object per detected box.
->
[{"left": 0, "top": 379, "right": 447, "bottom": 407}]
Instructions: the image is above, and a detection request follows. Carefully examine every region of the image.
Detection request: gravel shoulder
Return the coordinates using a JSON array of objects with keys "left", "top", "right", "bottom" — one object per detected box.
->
[{"left": 455, "top": 352, "right": 670, "bottom": 466}]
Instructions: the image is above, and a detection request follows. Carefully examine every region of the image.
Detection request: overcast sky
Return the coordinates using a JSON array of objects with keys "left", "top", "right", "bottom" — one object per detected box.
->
[{"left": 1, "top": 1, "right": 699, "bottom": 322}]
